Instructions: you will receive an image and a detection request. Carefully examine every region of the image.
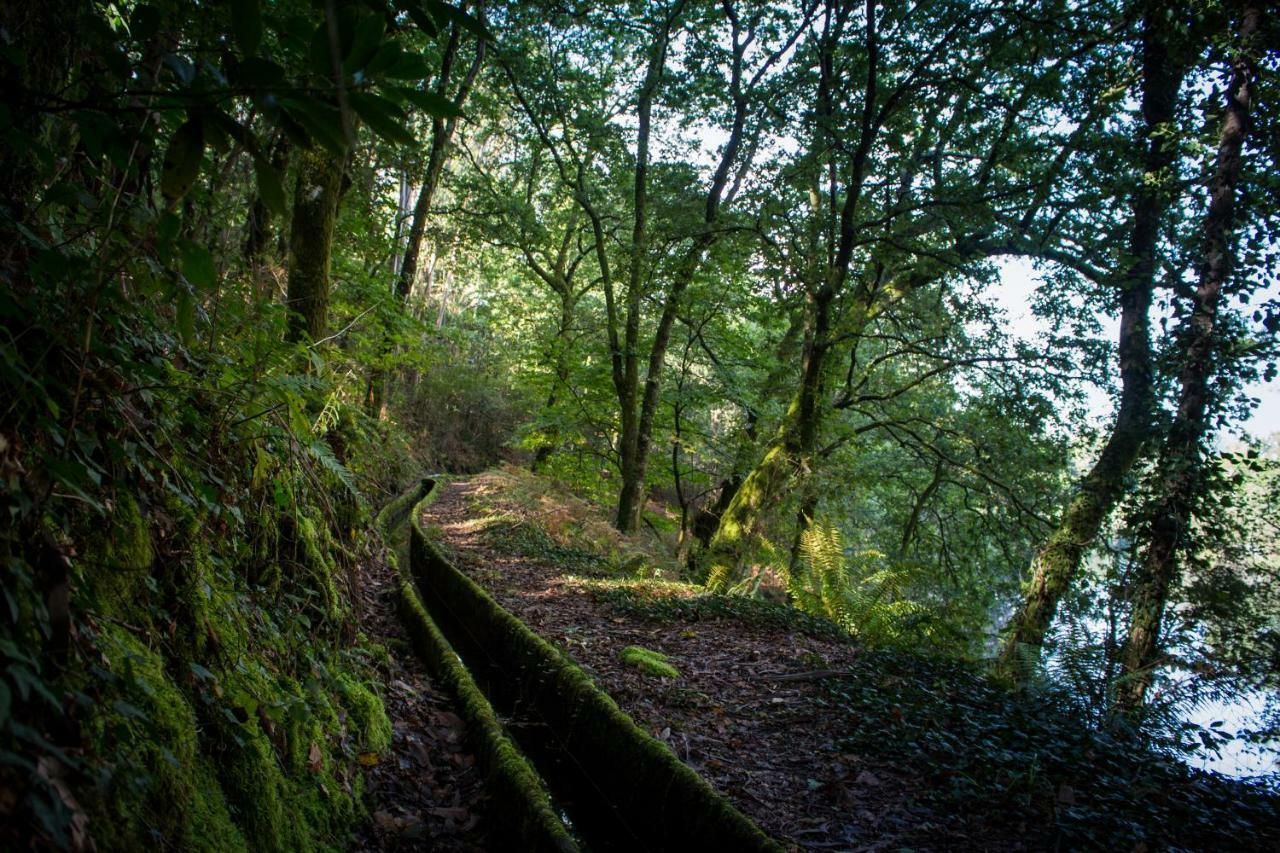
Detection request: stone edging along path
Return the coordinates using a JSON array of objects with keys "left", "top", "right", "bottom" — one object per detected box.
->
[
  {"left": 402, "top": 477, "right": 783, "bottom": 852},
  {"left": 380, "top": 479, "right": 576, "bottom": 853}
]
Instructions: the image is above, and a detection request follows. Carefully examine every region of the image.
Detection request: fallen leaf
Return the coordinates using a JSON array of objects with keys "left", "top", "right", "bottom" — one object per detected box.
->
[
  {"left": 430, "top": 806, "right": 470, "bottom": 821},
  {"left": 855, "top": 770, "right": 880, "bottom": 786}
]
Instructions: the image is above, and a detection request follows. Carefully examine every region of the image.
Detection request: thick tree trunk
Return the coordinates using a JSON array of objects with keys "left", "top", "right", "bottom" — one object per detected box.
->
[
  {"left": 1116, "top": 1, "right": 1259, "bottom": 711},
  {"left": 996, "top": 7, "right": 1187, "bottom": 673},
  {"left": 284, "top": 147, "right": 344, "bottom": 344},
  {"left": 705, "top": 292, "right": 833, "bottom": 590}
]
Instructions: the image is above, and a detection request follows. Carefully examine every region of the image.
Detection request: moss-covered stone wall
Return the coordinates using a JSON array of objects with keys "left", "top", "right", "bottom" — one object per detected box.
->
[
  {"left": 381, "top": 478, "right": 578, "bottom": 853},
  {"left": 407, "top": 480, "right": 782, "bottom": 852},
  {"left": 69, "top": 471, "right": 391, "bottom": 852}
]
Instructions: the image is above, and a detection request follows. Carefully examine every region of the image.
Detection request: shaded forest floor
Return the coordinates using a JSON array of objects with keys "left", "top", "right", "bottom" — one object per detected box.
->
[
  {"left": 409, "top": 468, "right": 1279, "bottom": 852},
  {"left": 347, "top": 549, "right": 490, "bottom": 850}
]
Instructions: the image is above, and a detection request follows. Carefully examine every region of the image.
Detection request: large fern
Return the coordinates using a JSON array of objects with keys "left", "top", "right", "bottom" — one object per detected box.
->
[{"left": 792, "top": 519, "right": 926, "bottom": 645}]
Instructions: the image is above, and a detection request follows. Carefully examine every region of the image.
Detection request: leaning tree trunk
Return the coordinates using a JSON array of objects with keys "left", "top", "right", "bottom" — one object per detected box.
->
[
  {"left": 1116, "top": 0, "right": 1260, "bottom": 711},
  {"left": 284, "top": 147, "right": 344, "bottom": 344},
  {"left": 997, "top": 7, "right": 1187, "bottom": 673},
  {"left": 705, "top": 290, "right": 833, "bottom": 591}
]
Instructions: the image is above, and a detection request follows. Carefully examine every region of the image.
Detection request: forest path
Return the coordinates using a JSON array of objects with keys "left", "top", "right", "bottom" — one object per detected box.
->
[
  {"left": 418, "top": 474, "right": 969, "bottom": 852},
  {"left": 345, "top": 532, "right": 490, "bottom": 851}
]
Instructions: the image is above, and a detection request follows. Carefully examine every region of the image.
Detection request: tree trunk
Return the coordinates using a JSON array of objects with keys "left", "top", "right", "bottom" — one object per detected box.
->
[
  {"left": 1116, "top": 1, "right": 1259, "bottom": 711},
  {"left": 366, "top": 24, "right": 484, "bottom": 415},
  {"left": 531, "top": 290, "right": 576, "bottom": 473},
  {"left": 996, "top": 6, "right": 1187, "bottom": 673},
  {"left": 613, "top": 21, "right": 671, "bottom": 534},
  {"left": 285, "top": 147, "right": 344, "bottom": 344},
  {"left": 705, "top": 290, "right": 833, "bottom": 590}
]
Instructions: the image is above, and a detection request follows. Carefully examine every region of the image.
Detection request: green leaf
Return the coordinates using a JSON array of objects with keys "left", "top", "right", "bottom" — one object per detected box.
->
[
  {"left": 281, "top": 97, "right": 348, "bottom": 155},
  {"left": 392, "top": 86, "right": 462, "bottom": 118},
  {"left": 131, "top": 4, "right": 162, "bottom": 43},
  {"left": 423, "top": 0, "right": 491, "bottom": 40},
  {"left": 398, "top": 1, "right": 439, "bottom": 37},
  {"left": 236, "top": 57, "right": 285, "bottom": 87},
  {"left": 112, "top": 699, "right": 148, "bottom": 721},
  {"left": 160, "top": 118, "right": 205, "bottom": 200},
  {"left": 230, "top": 0, "right": 262, "bottom": 56},
  {"left": 348, "top": 92, "right": 415, "bottom": 146},
  {"left": 180, "top": 242, "right": 216, "bottom": 291},
  {"left": 189, "top": 663, "right": 217, "bottom": 682},
  {"left": 254, "top": 156, "right": 287, "bottom": 218},
  {"left": 176, "top": 290, "right": 195, "bottom": 345},
  {"left": 383, "top": 51, "right": 432, "bottom": 81},
  {"left": 363, "top": 41, "right": 404, "bottom": 78},
  {"left": 309, "top": 21, "right": 338, "bottom": 79},
  {"left": 343, "top": 12, "right": 386, "bottom": 75}
]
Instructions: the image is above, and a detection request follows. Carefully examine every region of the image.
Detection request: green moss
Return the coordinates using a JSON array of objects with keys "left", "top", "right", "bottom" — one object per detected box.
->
[
  {"left": 619, "top": 646, "right": 680, "bottom": 679},
  {"left": 211, "top": 666, "right": 365, "bottom": 853},
  {"left": 397, "top": 579, "right": 578, "bottom": 853},
  {"left": 84, "top": 493, "right": 155, "bottom": 611},
  {"left": 218, "top": 720, "right": 292, "bottom": 851},
  {"left": 85, "top": 626, "right": 247, "bottom": 853},
  {"left": 407, "top": 489, "right": 781, "bottom": 851},
  {"left": 334, "top": 673, "right": 392, "bottom": 753}
]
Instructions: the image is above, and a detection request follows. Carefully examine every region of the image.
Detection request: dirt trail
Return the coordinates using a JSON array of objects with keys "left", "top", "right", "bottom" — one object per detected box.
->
[
  {"left": 420, "top": 477, "right": 940, "bottom": 851},
  {"left": 346, "top": 543, "right": 490, "bottom": 851}
]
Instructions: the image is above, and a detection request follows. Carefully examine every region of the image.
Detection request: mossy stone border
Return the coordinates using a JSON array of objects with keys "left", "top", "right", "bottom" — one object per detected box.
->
[
  {"left": 380, "top": 479, "right": 579, "bottom": 853},
  {"left": 408, "top": 479, "right": 783, "bottom": 852}
]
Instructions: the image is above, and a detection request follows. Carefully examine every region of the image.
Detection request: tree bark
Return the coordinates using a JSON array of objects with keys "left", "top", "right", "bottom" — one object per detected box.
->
[
  {"left": 998, "top": 5, "right": 1187, "bottom": 672},
  {"left": 613, "top": 15, "right": 673, "bottom": 533},
  {"left": 366, "top": 22, "right": 485, "bottom": 414},
  {"left": 531, "top": 288, "right": 577, "bottom": 472},
  {"left": 284, "top": 146, "right": 345, "bottom": 344},
  {"left": 1116, "top": 0, "right": 1260, "bottom": 711}
]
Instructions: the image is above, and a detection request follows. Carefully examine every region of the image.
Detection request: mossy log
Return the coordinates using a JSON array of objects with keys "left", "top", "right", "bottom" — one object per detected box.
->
[{"left": 408, "top": 480, "right": 783, "bottom": 852}]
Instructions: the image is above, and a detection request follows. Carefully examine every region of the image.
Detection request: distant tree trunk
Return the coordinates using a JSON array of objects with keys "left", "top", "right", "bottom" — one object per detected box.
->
[
  {"left": 1117, "top": 1, "right": 1260, "bottom": 711},
  {"left": 244, "top": 137, "right": 290, "bottom": 298},
  {"left": 285, "top": 146, "right": 344, "bottom": 344},
  {"left": 366, "top": 23, "right": 484, "bottom": 416},
  {"left": 613, "top": 20, "right": 671, "bottom": 534},
  {"left": 997, "top": 6, "right": 1187, "bottom": 672},
  {"left": 616, "top": 1, "right": 749, "bottom": 533},
  {"left": 531, "top": 289, "right": 577, "bottom": 472}
]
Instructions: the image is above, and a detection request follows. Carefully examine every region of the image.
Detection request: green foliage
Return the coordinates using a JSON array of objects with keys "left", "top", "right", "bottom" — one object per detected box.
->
[
  {"left": 590, "top": 580, "right": 847, "bottom": 643},
  {"left": 822, "top": 647, "right": 1279, "bottom": 849},
  {"left": 789, "top": 520, "right": 939, "bottom": 649}
]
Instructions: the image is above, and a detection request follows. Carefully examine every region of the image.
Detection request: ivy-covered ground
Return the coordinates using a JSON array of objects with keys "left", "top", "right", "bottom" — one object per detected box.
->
[{"left": 420, "top": 467, "right": 1280, "bottom": 851}]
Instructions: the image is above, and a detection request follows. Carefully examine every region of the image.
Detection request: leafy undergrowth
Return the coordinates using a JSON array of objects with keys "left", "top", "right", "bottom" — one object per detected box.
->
[
  {"left": 824, "top": 648, "right": 1279, "bottom": 849},
  {"left": 586, "top": 578, "right": 849, "bottom": 642},
  {"left": 463, "top": 464, "right": 682, "bottom": 576},
  {"left": 442, "top": 467, "right": 1280, "bottom": 849}
]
